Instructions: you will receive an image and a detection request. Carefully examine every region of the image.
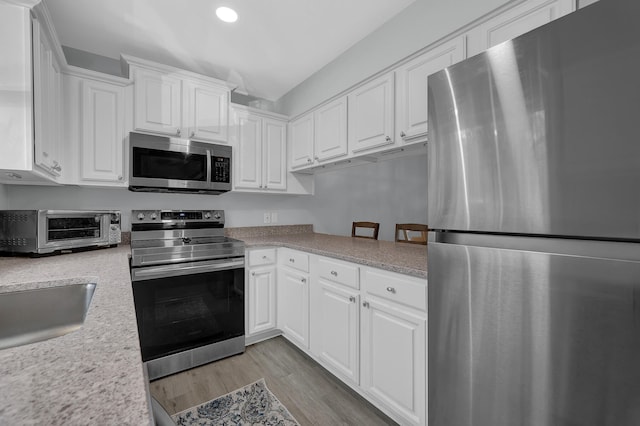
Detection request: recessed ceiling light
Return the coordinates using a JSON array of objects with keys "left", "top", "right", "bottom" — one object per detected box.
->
[{"left": 216, "top": 6, "right": 238, "bottom": 23}]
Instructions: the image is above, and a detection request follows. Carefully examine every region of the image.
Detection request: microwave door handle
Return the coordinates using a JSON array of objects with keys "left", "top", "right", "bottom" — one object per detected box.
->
[
  {"left": 206, "top": 149, "right": 212, "bottom": 185},
  {"left": 132, "top": 259, "right": 245, "bottom": 281}
]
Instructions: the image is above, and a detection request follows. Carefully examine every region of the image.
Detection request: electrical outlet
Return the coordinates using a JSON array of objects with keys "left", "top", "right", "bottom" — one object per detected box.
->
[
  {"left": 263, "top": 212, "right": 271, "bottom": 224},
  {"left": 271, "top": 212, "right": 278, "bottom": 223}
]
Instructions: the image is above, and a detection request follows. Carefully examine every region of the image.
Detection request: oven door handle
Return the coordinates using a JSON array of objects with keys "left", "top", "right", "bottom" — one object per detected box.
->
[{"left": 131, "top": 258, "right": 245, "bottom": 281}]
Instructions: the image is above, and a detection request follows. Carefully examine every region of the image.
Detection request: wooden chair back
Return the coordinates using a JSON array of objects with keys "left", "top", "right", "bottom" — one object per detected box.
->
[
  {"left": 395, "top": 223, "right": 428, "bottom": 245},
  {"left": 351, "top": 221, "right": 380, "bottom": 240}
]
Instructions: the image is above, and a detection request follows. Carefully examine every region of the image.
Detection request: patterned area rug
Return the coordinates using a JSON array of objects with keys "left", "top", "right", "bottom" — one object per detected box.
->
[{"left": 172, "top": 378, "right": 300, "bottom": 426}]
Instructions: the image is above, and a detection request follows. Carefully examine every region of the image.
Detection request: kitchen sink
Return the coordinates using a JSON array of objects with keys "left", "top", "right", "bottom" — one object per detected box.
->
[{"left": 0, "top": 282, "right": 96, "bottom": 350}]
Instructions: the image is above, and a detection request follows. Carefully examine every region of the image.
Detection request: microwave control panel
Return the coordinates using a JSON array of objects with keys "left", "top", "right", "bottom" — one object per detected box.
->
[{"left": 212, "top": 156, "right": 231, "bottom": 183}]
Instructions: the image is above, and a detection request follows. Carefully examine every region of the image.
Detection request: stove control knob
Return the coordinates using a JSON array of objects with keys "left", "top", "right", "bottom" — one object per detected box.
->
[
  {"left": 150, "top": 212, "right": 158, "bottom": 220},
  {"left": 213, "top": 212, "right": 221, "bottom": 220},
  {"left": 204, "top": 212, "right": 212, "bottom": 219},
  {"left": 137, "top": 212, "right": 145, "bottom": 221}
]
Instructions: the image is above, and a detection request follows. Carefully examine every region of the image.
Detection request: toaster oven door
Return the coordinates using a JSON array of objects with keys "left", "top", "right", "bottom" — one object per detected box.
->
[{"left": 37, "top": 211, "right": 110, "bottom": 252}]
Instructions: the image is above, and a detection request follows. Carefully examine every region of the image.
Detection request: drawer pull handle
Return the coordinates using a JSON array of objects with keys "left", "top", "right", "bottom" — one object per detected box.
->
[
  {"left": 349, "top": 296, "right": 356, "bottom": 303},
  {"left": 289, "top": 258, "right": 295, "bottom": 263},
  {"left": 386, "top": 286, "right": 396, "bottom": 294},
  {"left": 330, "top": 270, "right": 338, "bottom": 276}
]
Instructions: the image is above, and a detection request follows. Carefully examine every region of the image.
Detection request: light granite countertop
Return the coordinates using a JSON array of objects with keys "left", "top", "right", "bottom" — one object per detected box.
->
[
  {"left": 237, "top": 232, "right": 428, "bottom": 279},
  {"left": 0, "top": 245, "right": 151, "bottom": 426}
]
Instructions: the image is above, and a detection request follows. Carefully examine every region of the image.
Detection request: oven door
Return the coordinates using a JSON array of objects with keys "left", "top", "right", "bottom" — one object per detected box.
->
[
  {"left": 131, "top": 257, "right": 244, "bottom": 363},
  {"left": 37, "top": 211, "right": 110, "bottom": 252}
]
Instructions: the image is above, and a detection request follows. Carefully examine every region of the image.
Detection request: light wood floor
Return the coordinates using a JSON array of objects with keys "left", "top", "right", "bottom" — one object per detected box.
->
[{"left": 149, "top": 336, "right": 397, "bottom": 425}]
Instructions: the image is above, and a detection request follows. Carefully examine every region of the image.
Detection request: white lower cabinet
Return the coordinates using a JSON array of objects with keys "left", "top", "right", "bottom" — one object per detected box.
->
[
  {"left": 278, "top": 249, "right": 310, "bottom": 349},
  {"left": 361, "top": 297, "right": 426, "bottom": 426},
  {"left": 246, "top": 248, "right": 278, "bottom": 342},
  {"left": 312, "top": 278, "right": 360, "bottom": 385}
]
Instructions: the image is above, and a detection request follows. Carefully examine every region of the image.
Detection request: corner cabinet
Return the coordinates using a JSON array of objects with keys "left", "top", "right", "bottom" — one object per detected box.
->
[
  {"left": 127, "top": 56, "right": 230, "bottom": 143},
  {"left": 231, "top": 105, "right": 287, "bottom": 192},
  {"left": 62, "top": 68, "right": 131, "bottom": 187}
]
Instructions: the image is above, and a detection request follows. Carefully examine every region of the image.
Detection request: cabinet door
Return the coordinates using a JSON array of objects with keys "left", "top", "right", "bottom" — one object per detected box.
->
[
  {"left": 315, "top": 279, "right": 359, "bottom": 384},
  {"left": 262, "top": 118, "right": 287, "bottom": 191},
  {"left": 233, "top": 110, "right": 262, "bottom": 190},
  {"left": 248, "top": 266, "right": 277, "bottom": 336},
  {"left": 289, "top": 113, "right": 314, "bottom": 169},
  {"left": 278, "top": 269, "right": 309, "bottom": 349},
  {"left": 185, "top": 81, "right": 229, "bottom": 143},
  {"left": 32, "top": 20, "right": 61, "bottom": 177},
  {"left": 395, "top": 37, "right": 464, "bottom": 143},
  {"left": 348, "top": 72, "right": 395, "bottom": 154},
  {"left": 80, "top": 80, "right": 125, "bottom": 184},
  {"left": 467, "top": 0, "right": 575, "bottom": 56},
  {"left": 361, "top": 299, "right": 426, "bottom": 426},
  {"left": 133, "top": 68, "right": 182, "bottom": 136},
  {"left": 314, "top": 96, "right": 348, "bottom": 162}
]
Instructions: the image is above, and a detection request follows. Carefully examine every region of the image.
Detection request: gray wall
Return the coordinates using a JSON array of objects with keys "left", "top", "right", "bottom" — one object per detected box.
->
[
  {"left": 4, "top": 154, "right": 426, "bottom": 240},
  {"left": 276, "top": 0, "right": 515, "bottom": 116}
]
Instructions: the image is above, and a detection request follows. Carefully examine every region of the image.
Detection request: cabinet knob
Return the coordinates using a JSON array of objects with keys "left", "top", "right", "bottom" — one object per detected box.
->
[
  {"left": 314, "top": 156, "right": 319, "bottom": 161},
  {"left": 117, "top": 175, "right": 123, "bottom": 181},
  {"left": 362, "top": 301, "right": 370, "bottom": 308},
  {"left": 190, "top": 131, "right": 195, "bottom": 138},
  {"left": 259, "top": 185, "right": 263, "bottom": 189},
  {"left": 400, "top": 131, "right": 406, "bottom": 138},
  {"left": 52, "top": 161, "right": 62, "bottom": 172},
  {"left": 42, "top": 151, "right": 49, "bottom": 158},
  {"left": 262, "top": 255, "right": 268, "bottom": 260},
  {"left": 264, "top": 185, "right": 268, "bottom": 189},
  {"left": 307, "top": 158, "right": 312, "bottom": 163},
  {"left": 330, "top": 270, "right": 338, "bottom": 277},
  {"left": 289, "top": 258, "right": 295, "bottom": 263},
  {"left": 176, "top": 129, "right": 181, "bottom": 136},
  {"left": 349, "top": 296, "right": 356, "bottom": 303},
  {"left": 385, "top": 136, "right": 392, "bottom": 142},
  {"left": 251, "top": 271, "right": 255, "bottom": 276},
  {"left": 386, "top": 286, "right": 396, "bottom": 294},
  {"left": 301, "top": 278, "right": 306, "bottom": 283}
]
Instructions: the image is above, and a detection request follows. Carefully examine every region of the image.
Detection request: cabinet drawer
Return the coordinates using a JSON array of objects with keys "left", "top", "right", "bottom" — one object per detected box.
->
[
  {"left": 317, "top": 257, "right": 359, "bottom": 290},
  {"left": 248, "top": 248, "right": 277, "bottom": 267},
  {"left": 279, "top": 248, "right": 309, "bottom": 272},
  {"left": 364, "top": 268, "right": 427, "bottom": 311}
]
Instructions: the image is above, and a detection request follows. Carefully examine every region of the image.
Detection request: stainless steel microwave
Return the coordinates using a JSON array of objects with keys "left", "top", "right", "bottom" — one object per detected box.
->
[
  {"left": 0, "top": 210, "right": 121, "bottom": 255},
  {"left": 128, "top": 132, "right": 232, "bottom": 194}
]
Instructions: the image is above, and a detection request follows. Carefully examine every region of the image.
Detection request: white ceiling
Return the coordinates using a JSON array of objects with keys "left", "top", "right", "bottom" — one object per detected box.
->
[{"left": 44, "top": 0, "right": 415, "bottom": 101}]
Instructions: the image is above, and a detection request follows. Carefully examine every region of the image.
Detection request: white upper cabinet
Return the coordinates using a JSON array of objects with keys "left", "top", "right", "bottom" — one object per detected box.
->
[
  {"left": 289, "top": 112, "right": 314, "bottom": 169},
  {"left": 314, "top": 96, "right": 348, "bottom": 162},
  {"left": 32, "top": 17, "right": 63, "bottom": 178},
  {"left": 348, "top": 72, "right": 395, "bottom": 154},
  {"left": 395, "top": 37, "right": 465, "bottom": 144},
  {"left": 262, "top": 118, "right": 287, "bottom": 191},
  {"left": 133, "top": 67, "right": 182, "bottom": 136},
  {"left": 232, "top": 105, "right": 287, "bottom": 192},
  {"left": 467, "top": 0, "right": 576, "bottom": 57},
  {"left": 183, "top": 80, "right": 229, "bottom": 142},
  {"left": 79, "top": 79, "right": 126, "bottom": 184},
  {"left": 128, "top": 57, "right": 230, "bottom": 143}
]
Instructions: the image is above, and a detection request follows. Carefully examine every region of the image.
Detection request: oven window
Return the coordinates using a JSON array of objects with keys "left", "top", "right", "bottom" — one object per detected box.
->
[
  {"left": 47, "top": 216, "right": 101, "bottom": 241},
  {"left": 132, "top": 147, "right": 207, "bottom": 181},
  {"left": 132, "top": 268, "right": 244, "bottom": 362}
]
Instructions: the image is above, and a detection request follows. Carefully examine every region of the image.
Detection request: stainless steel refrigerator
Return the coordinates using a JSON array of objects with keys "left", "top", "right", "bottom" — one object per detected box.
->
[{"left": 427, "top": 0, "right": 640, "bottom": 425}]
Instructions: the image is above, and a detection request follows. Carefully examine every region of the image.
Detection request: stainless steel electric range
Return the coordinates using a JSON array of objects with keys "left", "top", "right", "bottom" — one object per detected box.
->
[{"left": 129, "top": 209, "right": 245, "bottom": 380}]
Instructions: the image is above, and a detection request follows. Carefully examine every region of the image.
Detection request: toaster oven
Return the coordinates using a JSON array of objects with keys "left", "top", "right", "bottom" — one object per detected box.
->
[{"left": 0, "top": 210, "right": 121, "bottom": 255}]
